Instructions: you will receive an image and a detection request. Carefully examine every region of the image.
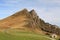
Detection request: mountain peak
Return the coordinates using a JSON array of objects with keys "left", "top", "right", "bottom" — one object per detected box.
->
[
  {"left": 30, "top": 9, "right": 36, "bottom": 13},
  {"left": 17, "top": 8, "right": 28, "bottom": 14},
  {"left": 10, "top": 9, "right": 29, "bottom": 18},
  {"left": 21, "top": 8, "right": 28, "bottom": 12},
  {"left": 0, "top": 9, "right": 60, "bottom": 35},
  {"left": 29, "top": 9, "right": 37, "bottom": 18}
]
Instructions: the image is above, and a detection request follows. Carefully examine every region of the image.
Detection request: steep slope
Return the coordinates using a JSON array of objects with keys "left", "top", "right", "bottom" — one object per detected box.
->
[
  {"left": 0, "top": 9, "right": 43, "bottom": 33},
  {"left": 0, "top": 9, "right": 60, "bottom": 35},
  {"left": 0, "top": 9, "right": 31, "bottom": 29}
]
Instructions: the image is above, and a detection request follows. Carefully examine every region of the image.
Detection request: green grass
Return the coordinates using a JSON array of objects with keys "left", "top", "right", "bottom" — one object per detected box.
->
[{"left": 0, "top": 30, "right": 52, "bottom": 40}]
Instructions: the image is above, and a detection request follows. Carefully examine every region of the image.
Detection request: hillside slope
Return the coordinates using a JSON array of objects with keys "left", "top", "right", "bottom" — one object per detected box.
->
[
  {"left": 0, "top": 9, "right": 60, "bottom": 35},
  {"left": 0, "top": 9, "right": 44, "bottom": 34}
]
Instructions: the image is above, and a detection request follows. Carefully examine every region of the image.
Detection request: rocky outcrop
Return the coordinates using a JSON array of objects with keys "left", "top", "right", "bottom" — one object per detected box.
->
[{"left": 0, "top": 9, "right": 60, "bottom": 35}]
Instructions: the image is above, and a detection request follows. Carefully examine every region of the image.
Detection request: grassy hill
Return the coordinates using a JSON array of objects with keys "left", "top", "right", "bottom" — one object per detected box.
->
[{"left": 0, "top": 29, "right": 54, "bottom": 40}]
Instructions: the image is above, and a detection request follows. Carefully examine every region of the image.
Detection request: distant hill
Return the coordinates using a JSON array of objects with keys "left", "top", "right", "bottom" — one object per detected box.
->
[{"left": 0, "top": 9, "right": 60, "bottom": 35}]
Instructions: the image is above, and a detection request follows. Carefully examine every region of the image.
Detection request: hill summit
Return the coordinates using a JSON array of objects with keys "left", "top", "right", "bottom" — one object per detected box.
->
[{"left": 0, "top": 9, "right": 60, "bottom": 35}]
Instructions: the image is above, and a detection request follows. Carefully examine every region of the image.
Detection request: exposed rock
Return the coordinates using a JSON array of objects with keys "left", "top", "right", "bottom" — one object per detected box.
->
[{"left": 0, "top": 9, "right": 60, "bottom": 35}]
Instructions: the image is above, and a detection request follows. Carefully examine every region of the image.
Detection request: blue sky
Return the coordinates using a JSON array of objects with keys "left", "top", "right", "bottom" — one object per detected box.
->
[{"left": 0, "top": 0, "right": 60, "bottom": 26}]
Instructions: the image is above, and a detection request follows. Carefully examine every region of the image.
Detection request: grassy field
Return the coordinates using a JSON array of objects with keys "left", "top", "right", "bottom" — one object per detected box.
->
[{"left": 0, "top": 29, "right": 54, "bottom": 40}]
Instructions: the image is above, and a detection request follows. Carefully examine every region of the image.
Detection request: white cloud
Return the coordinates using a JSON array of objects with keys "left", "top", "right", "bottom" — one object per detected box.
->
[
  {"left": 35, "top": 7, "right": 60, "bottom": 26},
  {"left": 37, "top": 0, "right": 60, "bottom": 3},
  {"left": 4, "top": 0, "right": 21, "bottom": 4},
  {"left": 37, "top": 0, "right": 60, "bottom": 6},
  {"left": 0, "top": 0, "right": 23, "bottom": 7}
]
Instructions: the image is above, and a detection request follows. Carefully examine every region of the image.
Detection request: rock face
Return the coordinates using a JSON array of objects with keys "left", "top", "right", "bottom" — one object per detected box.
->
[{"left": 0, "top": 9, "right": 60, "bottom": 35}]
